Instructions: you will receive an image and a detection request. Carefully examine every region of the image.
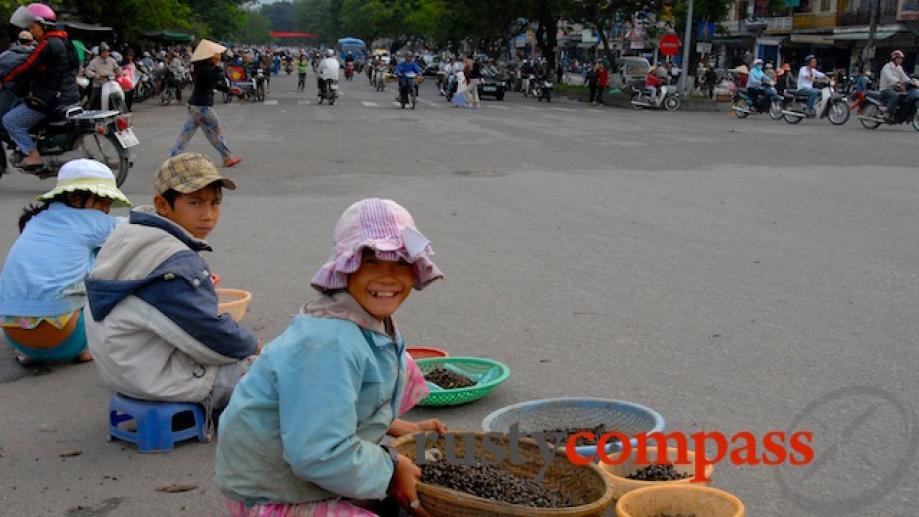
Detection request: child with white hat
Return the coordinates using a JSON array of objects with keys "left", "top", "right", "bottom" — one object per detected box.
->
[{"left": 0, "top": 159, "right": 130, "bottom": 366}]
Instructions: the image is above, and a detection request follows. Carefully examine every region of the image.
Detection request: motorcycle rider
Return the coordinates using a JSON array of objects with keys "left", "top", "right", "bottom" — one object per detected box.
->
[
  {"left": 395, "top": 52, "right": 422, "bottom": 102},
  {"left": 84, "top": 42, "right": 121, "bottom": 110},
  {"left": 796, "top": 54, "right": 827, "bottom": 117},
  {"left": 0, "top": 31, "right": 37, "bottom": 119},
  {"left": 745, "top": 58, "right": 776, "bottom": 110},
  {"left": 138, "top": 51, "right": 155, "bottom": 73},
  {"left": 644, "top": 67, "right": 665, "bottom": 105},
  {"left": 520, "top": 59, "right": 535, "bottom": 96},
  {"left": 317, "top": 48, "right": 340, "bottom": 99},
  {"left": 879, "top": 50, "right": 918, "bottom": 122},
  {"left": 2, "top": 3, "right": 79, "bottom": 169}
]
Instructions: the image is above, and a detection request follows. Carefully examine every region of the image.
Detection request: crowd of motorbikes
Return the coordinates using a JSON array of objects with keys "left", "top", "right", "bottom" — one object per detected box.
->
[{"left": 729, "top": 73, "right": 918, "bottom": 130}]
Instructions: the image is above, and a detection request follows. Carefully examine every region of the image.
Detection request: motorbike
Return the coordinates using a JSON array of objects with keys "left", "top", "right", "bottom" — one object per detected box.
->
[
  {"left": 374, "top": 67, "right": 386, "bottom": 92},
  {"left": 285, "top": 62, "right": 294, "bottom": 75},
  {"left": 781, "top": 79, "right": 850, "bottom": 125},
  {"left": 251, "top": 68, "right": 268, "bottom": 102},
  {"left": 159, "top": 72, "right": 180, "bottom": 106},
  {"left": 732, "top": 81, "right": 782, "bottom": 120},
  {"left": 399, "top": 73, "right": 418, "bottom": 109},
  {"left": 523, "top": 74, "right": 535, "bottom": 97},
  {"left": 856, "top": 80, "right": 919, "bottom": 131},
  {"left": 344, "top": 62, "right": 355, "bottom": 81},
  {"left": 0, "top": 106, "right": 136, "bottom": 186},
  {"left": 318, "top": 78, "right": 339, "bottom": 105},
  {"left": 98, "top": 77, "right": 127, "bottom": 113},
  {"left": 443, "top": 72, "right": 458, "bottom": 101},
  {"left": 534, "top": 77, "right": 553, "bottom": 102},
  {"left": 133, "top": 68, "right": 155, "bottom": 104},
  {"left": 630, "top": 84, "right": 682, "bottom": 111}
]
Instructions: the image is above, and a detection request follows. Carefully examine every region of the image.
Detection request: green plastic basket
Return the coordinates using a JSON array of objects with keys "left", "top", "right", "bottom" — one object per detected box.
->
[{"left": 414, "top": 356, "right": 510, "bottom": 407}]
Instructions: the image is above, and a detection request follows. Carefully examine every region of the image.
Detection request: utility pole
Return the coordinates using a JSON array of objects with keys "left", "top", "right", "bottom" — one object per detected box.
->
[
  {"left": 678, "top": 0, "right": 694, "bottom": 92},
  {"left": 862, "top": 0, "right": 880, "bottom": 72}
]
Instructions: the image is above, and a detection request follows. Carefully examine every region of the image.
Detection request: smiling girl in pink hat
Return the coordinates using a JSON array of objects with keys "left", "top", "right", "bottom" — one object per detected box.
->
[{"left": 216, "top": 198, "right": 445, "bottom": 517}]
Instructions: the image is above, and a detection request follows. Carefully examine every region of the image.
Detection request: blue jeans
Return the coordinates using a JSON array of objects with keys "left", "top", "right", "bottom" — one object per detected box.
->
[
  {"left": 2, "top": 104, "right": 45, "bottom": 153},
  {"left": 798, "top": 87, "right": 820, "bottom": 110}
]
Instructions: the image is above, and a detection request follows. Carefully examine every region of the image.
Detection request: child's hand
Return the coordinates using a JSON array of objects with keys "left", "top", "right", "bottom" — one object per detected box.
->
[
  {"left": 389, "top": 454, "right": 431, "bottom": 517},
  {"left": 415, "top": 419, "right": 447, "bottom": 436}
]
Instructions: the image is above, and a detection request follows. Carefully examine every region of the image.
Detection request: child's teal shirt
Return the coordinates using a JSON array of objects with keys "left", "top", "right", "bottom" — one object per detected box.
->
[{"left": 215, "top": 292, "right": 406, "bottom": 505}]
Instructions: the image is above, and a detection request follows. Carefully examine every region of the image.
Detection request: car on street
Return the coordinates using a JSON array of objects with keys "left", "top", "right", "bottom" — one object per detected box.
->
[{"left": 478, "top": 66, "right": 507, "bottom": 100}]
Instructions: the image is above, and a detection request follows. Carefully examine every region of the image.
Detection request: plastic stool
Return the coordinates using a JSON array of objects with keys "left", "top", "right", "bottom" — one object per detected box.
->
[{"left": 108, "top": 393, "right": 207, "bottom": 453}]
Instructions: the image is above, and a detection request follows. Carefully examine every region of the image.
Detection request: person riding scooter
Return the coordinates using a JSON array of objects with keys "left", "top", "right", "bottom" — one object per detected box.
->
[
  {"left": 645, "top": 67, "right": 666, "bottom": 105},
  {"left": 746, "top": 58, "right": 777, "bottom": 111},
  {"left": 2, "top": 3, "right": 79, "bottom": 169},
  {"left": 395, "top": 52, "right": 422, "bottom": 102},
  {"left": 879, "top": 50, "right": 919, "bottom": 122},
  {"left": 84, "top": 42, "right": 121, "bottom": 110},
  {"left": 317, "top": 48, "right": 340, "bottom": 99},
  {"left": 797, "top": 55, "right": 827, "bottom": 117}
]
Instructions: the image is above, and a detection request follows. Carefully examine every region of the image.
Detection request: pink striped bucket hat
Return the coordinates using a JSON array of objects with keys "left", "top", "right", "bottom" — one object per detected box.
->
[{"left": 311, "top": 198, "right": 443, "bottom": 293}]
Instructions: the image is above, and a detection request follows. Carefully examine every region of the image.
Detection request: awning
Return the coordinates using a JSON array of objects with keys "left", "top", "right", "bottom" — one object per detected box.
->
[
  {"left": 832, "top": 30, "right": 897, "bottom": 40},
  {"left": 62, "top": 21, "right": 114, "bottom": 33},
  {"left": 790, "top": 34, "right": 834, "bottom": 44},
  {"left": 141, "top": 30, "right": 194, "bottom": 43}
]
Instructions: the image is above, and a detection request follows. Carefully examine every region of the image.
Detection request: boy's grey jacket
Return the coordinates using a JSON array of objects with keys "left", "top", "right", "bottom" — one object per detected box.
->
[{"left": 85, "top": 207, "right": 257, "bottom": 402}]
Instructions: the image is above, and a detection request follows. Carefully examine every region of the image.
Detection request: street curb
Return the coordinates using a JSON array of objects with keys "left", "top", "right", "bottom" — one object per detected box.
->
[{"left": 559, "top": 90, "right": 732, "bottom": 112}]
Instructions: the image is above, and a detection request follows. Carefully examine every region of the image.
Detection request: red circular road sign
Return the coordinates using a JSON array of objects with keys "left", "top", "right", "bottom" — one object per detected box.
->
[{"left": 659, "top": 34, "right": 681, "bottom": 56}]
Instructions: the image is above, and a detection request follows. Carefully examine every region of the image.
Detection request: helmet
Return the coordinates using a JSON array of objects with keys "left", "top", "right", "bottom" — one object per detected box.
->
[
  {"left": 753, "top": 58, "right": 763, "bottom": 67},
  {"left": 325, "top": 48, "right": 335, "bottom": 57},
  {"left": 143, "top": 51, "right": 151, "bottom": 58},
  {"left": 805, "top": 54, "right": 816, "bottom": 62},
  {"left": 10, "top": 3, "right": 56, "bottom": 29},
  {"left": 99, "top": 42, "right": 110, "bottom": 52},
  {"left": 891, "top": 50, "right": 905, "bottom": 60}
]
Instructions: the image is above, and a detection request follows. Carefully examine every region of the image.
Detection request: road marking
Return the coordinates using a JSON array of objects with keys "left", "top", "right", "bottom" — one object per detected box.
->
[
  {"left": 489, "top": 104, "right": 510, "bottom": 110},
  {"left": 521, "top": 106, "right": 541, "bottom": 110},
  {"left": 263, "top": 100, "right": 278, "bottom": 106},
  {"left": 298, "top": 100, "right": 311, "bottom": 105},
  {"left": 361, "top": 101, "right": 379, "bottom": 107},
  {"left": 550, "top": 107, "right": 574, "bottom": 112}
]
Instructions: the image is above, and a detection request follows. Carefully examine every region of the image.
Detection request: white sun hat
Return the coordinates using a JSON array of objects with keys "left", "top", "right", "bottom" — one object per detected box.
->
[
  {"left": 191, "top": 39, "right": 227, "bottom": 62},
  {"left": 37, "top": 159, "right": 132, "bottom": 208}
]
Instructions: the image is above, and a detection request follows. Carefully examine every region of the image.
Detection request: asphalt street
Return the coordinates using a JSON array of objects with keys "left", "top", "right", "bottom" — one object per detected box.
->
[{"left": 0, "top": 72, "right": 917, "bottom": 516}]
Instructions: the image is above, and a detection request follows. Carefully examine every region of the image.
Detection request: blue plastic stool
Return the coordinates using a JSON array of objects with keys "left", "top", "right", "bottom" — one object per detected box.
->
[{"left": 108, "top": 393, "right": 207, "bottom": 453}]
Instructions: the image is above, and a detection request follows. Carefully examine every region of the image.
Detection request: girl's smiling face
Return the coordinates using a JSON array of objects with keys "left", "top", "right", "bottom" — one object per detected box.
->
[{"left": 347, "top": 249, "right": 413, "bottom": 321}]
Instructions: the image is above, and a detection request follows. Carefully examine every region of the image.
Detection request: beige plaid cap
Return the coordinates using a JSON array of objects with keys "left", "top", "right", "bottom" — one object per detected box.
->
[{"left": 154, "top": 153, "right": 237, "bottom": 195}]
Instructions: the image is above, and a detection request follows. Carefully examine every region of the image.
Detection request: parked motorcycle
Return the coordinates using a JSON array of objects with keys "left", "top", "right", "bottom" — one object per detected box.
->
[
  {"left": 781, "top": 79, "right": 850, "bottom": 125},
  {"left": 0, "top": 107, "right": 136, "bottom": 185},
  {"left": 133, "top": 68, "right": 155, "bottom": 104},
  {"left": 318, "top": 78, "right": 339, "bottom": 105},
  {"left": 732, "top": 81, "right": 782, "bottom": 120},
  {"left": 630, "top": 84, "right": 682, "bottom": 111},
  {"left": 856, "top": 80, "right": 919, "bottom": 131}
]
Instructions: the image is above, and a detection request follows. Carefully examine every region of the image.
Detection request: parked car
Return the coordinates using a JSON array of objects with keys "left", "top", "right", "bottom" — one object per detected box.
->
[
  {"left": 478, "top": 67, "right": 507, "bottom": 100},
  {"left": 616, "top": 56, "right": 651, "bottom": 89}
]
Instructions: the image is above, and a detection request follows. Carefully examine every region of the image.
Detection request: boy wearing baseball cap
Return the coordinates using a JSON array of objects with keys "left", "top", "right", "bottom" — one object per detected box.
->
[{"left": 85, "top": 153, "right": 257, "bottom": 415}]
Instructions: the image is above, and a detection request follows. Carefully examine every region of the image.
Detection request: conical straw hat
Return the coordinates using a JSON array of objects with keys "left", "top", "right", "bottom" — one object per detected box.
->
[{"left": 191, "top": 39, "right": 226, "bottom": 62}]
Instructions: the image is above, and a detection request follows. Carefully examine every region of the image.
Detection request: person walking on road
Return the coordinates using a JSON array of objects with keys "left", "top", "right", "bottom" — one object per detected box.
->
[
  {"left": 169, "top": 40, "right": 242, "bottom": 168},
  {"left": 466, "top": 58, "right": 482, "bottom": 109},
  {"left": 596, "top": 62, "right": 608, "bottom": 105},
  {"left": 586, "top": 62, "right": 598, "bottom": 104}
]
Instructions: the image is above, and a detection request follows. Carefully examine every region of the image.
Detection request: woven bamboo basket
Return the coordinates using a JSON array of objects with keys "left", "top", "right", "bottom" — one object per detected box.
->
[
  {"left": 615, "top": 485, "right": 745, "bottom": 517},
  {"left": 601, "top": 446, "right": 714, "bottom": 500},
  {"left": 391, "top": 431, "right": 614, "bottom": 517}
]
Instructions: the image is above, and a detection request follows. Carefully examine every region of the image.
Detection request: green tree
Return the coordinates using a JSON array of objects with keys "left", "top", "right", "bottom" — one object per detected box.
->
[{"left": 237, "top": 9, "right": 272, "bottom": 43}]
